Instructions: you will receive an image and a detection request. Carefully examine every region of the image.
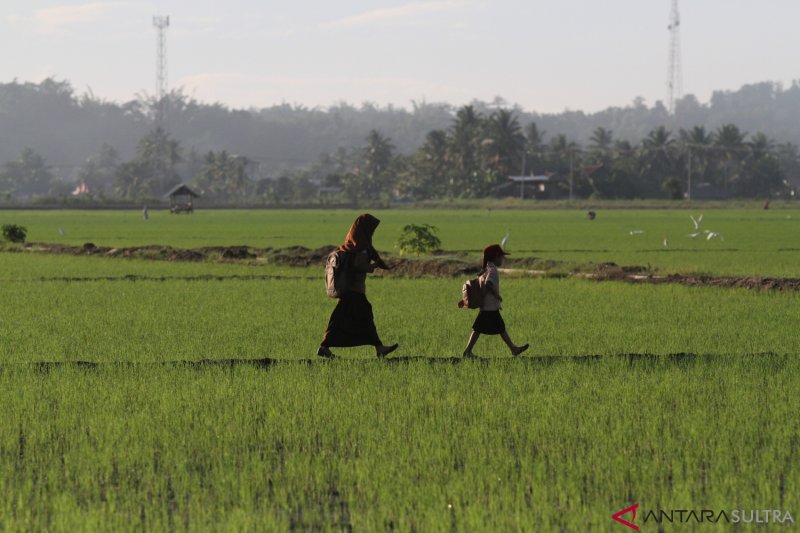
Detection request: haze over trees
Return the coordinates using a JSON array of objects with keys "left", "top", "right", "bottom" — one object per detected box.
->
[{"left": 1, "top": 78, "right": 799, "bottom": 202}]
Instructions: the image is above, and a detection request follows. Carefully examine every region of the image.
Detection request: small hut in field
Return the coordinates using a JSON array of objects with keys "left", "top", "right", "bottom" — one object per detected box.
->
[{"left": 164, "top": 184, "right": 199, "bottom": 214}]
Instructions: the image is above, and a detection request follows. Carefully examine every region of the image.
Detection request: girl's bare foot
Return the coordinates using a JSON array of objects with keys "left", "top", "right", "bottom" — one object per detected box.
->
[{"left": 511, "top": 344, "right": 529, "bottom": 357}]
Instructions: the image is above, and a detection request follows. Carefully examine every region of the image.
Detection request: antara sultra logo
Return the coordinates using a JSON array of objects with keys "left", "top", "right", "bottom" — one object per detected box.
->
[{"left": 612, "top": 503, "right": 795, "bottom": 530}]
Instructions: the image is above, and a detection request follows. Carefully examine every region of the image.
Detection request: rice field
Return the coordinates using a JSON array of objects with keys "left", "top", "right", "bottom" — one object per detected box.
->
[{"left": 1, "top": 208, "right": 798, "bottom": 531}]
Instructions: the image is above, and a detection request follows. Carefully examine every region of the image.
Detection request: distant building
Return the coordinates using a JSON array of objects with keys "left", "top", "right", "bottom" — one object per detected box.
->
[
  {"left": 163, "top": 183, "right": 199, "bottom": 213},
  {"left": 495, "top": 174, "right": 563, "bottom": 199}
]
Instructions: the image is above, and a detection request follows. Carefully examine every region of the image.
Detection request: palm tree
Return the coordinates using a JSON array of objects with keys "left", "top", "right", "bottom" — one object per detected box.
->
[
  {"left": 449, "top": 105, "right": 484, "bottom": 196},
  {"left": 678, "top": 126, "right": 713, "bottom": 198},
  {"left": 114, "top": 161, "right": 151, "bottom": 199},
  {"left": 524, "top": 122, "right": 546, "bottom": 176},
  {"left": 640, "top": 126, "right": 677, "bottom": 197},
  {"left": 586, "top": 128, "right": 614, "bottom": 197},
  {"left": 362, "top": 130, "right": 395, "bottom": 198},
  {"left": 777, "top": 142, "right": 800, "bottom": 195},
  {"left": 739, "top": 133, "right": 782, "bottom": 197},
  {"left": 420, "top": 129, "right": 450, "bottom": 198},
  {"left": 713, "top": 124, "right": 747, "bottom": 198},
  {"left": 1, "top": 147, "right": 54, "bottom": 196},
  {"left": 609, "top": 140, "right": 640, "bottom": 198},
  {"left": 483, "top": 109, "right": 526, "bottom": 184},
  {"left": 546, "top": 134, "right": 582, "bottom": 198},
  {"left": 589, "top": 127, "right": 614, "bottom": 156},
  {"left": 134, "top": 128, "right": 184, "bottom": 194},
  {"left": 748, "top": 132, "right": 774, "bottom": 160},
  {"left": 194, "top": 150, "right": 251, "bottom": 199}
]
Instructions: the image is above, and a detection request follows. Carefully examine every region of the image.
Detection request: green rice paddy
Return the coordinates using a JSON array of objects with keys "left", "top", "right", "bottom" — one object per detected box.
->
[{"left": 0, "top": 208, "right": 798, "bottom": 531}]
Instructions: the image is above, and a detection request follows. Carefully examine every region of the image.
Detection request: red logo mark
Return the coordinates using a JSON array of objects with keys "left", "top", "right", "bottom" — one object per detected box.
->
[{"left": 612, "top": 503, "right": 639, "bottom": 531}]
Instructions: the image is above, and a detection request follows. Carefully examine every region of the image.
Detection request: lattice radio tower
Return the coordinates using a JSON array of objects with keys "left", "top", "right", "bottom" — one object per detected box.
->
[
  {"left": 153, "top": 15, "right": 170, "bottom": 128},
  {"left": 666, "top": 0, "right": 682, "bottom": 114}
]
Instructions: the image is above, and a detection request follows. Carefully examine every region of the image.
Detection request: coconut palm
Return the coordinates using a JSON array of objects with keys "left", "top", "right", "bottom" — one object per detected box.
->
[
  {"left": 739, "top": 133, "right": 782, "bottom": 197},
  {"left": 0, "top": 147, "right": 54, "bottom": 196},
  {"left": 585, "top": 128, "right": 615, "bottom": 197},
  {"left": 546, "top": 134, "right": 583, "bottom": 198},
  {"left": 713, "top": 124, "right": 747, "bottom": 198},
  {"left": 420, "top": 129, "right": 450, "bottom": 198},
  {"left": 193, "top": 150, "right": 252, "bottom": 199},
  {"left": 449, "top": 105, "right": 485, "bottom": 196},
  {"left": 589, "top": 127, "right": 614, "bottom": 157},
  {"left": 678, "top": 126, "right": 713, "bottom": 197},
  {"left": 524, "top": 122, "right": 546, "bottom": 176},
  {"left": 639, "top": 126, "right": 678, "bottom": 196},
  {"left": 483, "top": 109, "right": 526, "bottom": 184},
  {"left": 362, "top": 129, "right": 395, "bottom": 198}
]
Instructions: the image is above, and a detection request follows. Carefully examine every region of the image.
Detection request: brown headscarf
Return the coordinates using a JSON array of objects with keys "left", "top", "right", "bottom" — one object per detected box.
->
[{"left": 338, "top": 213, "right": 388, "bottom": 268}]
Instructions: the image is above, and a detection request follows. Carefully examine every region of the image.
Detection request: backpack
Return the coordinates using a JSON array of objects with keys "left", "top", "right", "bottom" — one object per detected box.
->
[
  {"left": 459, "top": 276, "right": 484, "bottom": 309},
  {"left": 325, "top": 250, "right": 351, "bottom": 298}
]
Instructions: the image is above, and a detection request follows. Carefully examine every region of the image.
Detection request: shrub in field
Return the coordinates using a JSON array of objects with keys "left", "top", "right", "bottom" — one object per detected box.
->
[
  {"left": 396, "top": 223, "right": 441, "bottom": 256},
  {"left": 2, "top": 224, "right": 27, "bottom": 243},
  {"left": 661, "top": 176, "right": 684, "bottom": 200}
]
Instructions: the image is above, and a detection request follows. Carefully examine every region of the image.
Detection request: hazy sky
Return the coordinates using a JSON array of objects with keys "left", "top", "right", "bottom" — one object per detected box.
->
[{"left": 2, "top": 1, "right": 799, "bottom": 114}]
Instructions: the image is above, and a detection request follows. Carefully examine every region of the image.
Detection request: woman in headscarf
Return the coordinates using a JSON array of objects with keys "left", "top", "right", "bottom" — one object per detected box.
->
[
  {"left": 317, "top": 213, "right": 399, "bottom": 358},
  {"left": 462, "top": 244, "right": 529, "bottom": 358}
]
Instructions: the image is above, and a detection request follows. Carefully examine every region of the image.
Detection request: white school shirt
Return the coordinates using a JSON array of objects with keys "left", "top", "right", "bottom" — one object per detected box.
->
[{"left": 481, "top": 262, "right": 502, "bottom": 311}]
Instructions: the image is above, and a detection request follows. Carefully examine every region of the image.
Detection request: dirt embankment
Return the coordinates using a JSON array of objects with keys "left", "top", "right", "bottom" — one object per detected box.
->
[
  {"left": 584, "top": 263, "right": 800, "bottom": 291},
  {"left": 12, "top": 241, "right": 800, "bottom": 291},
  {"left": 19, "top": 242, "right": 483, "bottom": 278}
]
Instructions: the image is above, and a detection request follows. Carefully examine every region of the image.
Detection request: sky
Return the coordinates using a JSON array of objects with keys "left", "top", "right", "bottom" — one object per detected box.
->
[{"left": 2, "top": 0, "right": 800, "bottom": 114}]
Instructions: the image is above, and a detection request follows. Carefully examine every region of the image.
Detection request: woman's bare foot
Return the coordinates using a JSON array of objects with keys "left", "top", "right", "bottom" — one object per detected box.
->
[
  {"left": 316, "top": 346, "right": 336, "bottom": 358},
  {"left": 376, "top": 343, "right": 399, "bottom": 358}
]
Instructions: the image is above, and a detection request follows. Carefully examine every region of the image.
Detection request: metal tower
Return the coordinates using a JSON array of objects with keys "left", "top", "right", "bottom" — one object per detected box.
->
[
  {"left": 153, "top": 15, "right": 170, "bottom": 127},
  {"left": 666, "top": 0, "right": 682, "bottom": 114}
]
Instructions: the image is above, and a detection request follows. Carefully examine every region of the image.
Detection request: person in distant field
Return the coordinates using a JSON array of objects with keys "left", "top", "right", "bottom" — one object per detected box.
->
[
  {"left": 462, "top": 244, "right": 529, "bottom": 358},
  {"left": 143, "top": 206, "right": 149, "bottom": 220},
  {"left": 317, "top": 213, "right": 399, "bottom": 358}
]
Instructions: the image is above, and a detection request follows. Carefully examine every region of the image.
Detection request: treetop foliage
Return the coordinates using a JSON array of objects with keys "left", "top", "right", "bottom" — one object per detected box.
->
[{"left": 2, "top": 78, "right": 800, "bottom": 202}]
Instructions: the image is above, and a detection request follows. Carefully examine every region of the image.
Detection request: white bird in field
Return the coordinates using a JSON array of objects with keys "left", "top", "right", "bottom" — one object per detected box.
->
[
  {"left": 690, "top": 214, "right": 703, "bottom": 230},
  {"left": 58, "top": 227, "right": 64, "bottom": 236},
  {"left": 706, "top": 231, "right": 723, "bottom": 241},
  {"left": 688, "top": 232, "right": 700, "bottom": 239},
  {"left": 629, "top": 230, "right": 644, "bottom": 235},
  {"left": 663, "top": 236, "right": 669, "bottom": 248},
  {"left": 501, "top": 229, "right": 509, "bottom": 248}
]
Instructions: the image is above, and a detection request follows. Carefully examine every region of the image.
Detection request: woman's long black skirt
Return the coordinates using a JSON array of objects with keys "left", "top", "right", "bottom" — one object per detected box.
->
[
  {"left": 321, "top": 291, "right": 382, "bottom": 347},
  {"left": 472, "top": 310, "right": 506, "bottom": 335}
]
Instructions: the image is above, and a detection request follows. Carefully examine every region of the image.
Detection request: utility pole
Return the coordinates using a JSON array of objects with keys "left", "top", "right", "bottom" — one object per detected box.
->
[
  {"left": 569, "top": 149, "right": 574, "bottom": 201},
  {"left": 666, "top": 0, "right": 682, "bottom": 114},
  {"left": 686, "top": 147, "right": 692, "bottom": 200}
]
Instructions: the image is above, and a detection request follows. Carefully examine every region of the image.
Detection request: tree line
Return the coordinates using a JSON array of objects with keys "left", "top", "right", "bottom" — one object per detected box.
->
[
  {"left": 1, "top": 78, "right": 799, "bottom": 202},
  {"left": 297, "top": 109, "right": 799, "bottom": 201}
]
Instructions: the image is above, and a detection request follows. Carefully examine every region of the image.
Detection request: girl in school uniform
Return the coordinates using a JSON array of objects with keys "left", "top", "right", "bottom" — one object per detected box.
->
[{"left": 463, "top": 244, "right": 529, "bottom": 358}]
